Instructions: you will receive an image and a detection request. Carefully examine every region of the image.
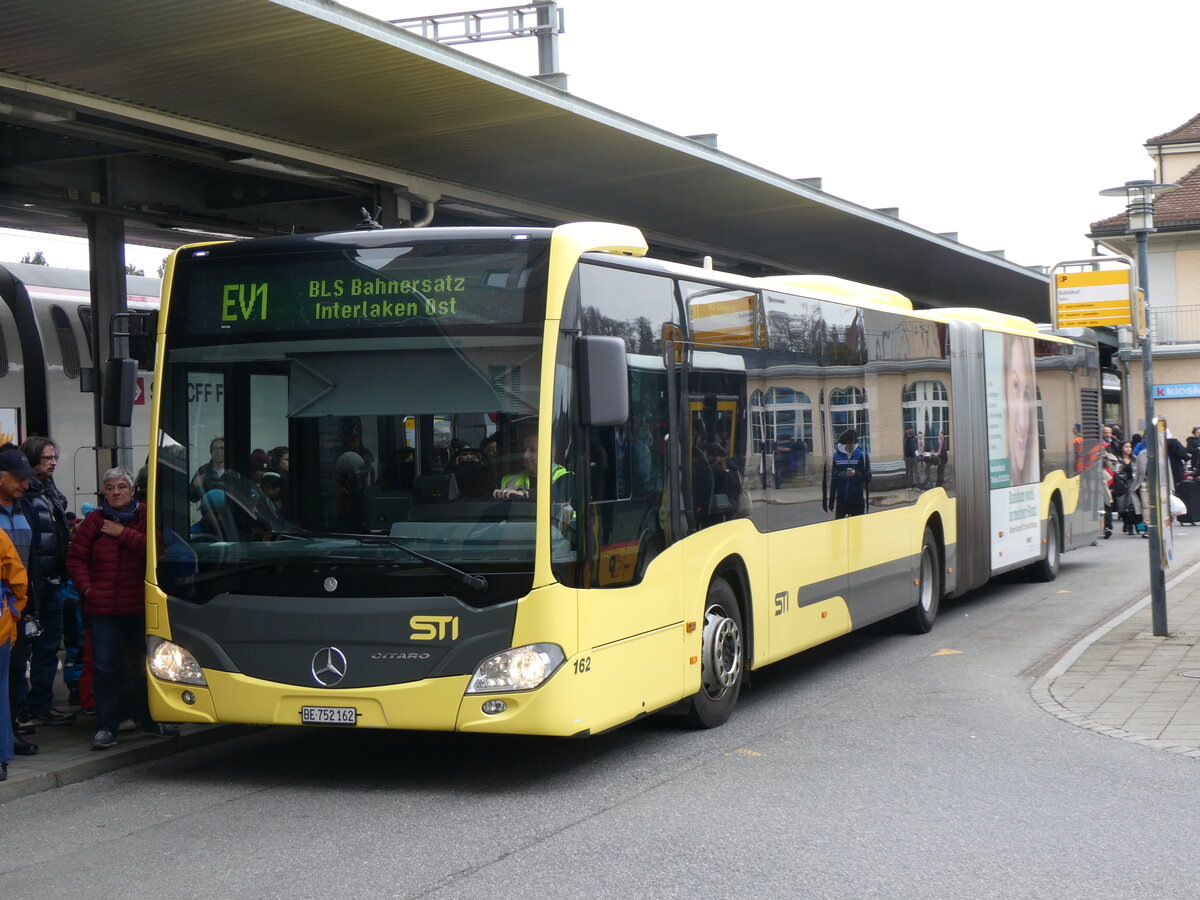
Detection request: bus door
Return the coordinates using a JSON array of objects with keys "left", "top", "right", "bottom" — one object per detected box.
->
[{"left": 764, "top": 452, "right": 851, "bottom": 658}]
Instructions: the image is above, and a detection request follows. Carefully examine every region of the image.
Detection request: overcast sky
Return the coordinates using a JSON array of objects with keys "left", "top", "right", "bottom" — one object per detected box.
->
[{"left": 2, "top": 0, "right": 1196, "bottom": 273}]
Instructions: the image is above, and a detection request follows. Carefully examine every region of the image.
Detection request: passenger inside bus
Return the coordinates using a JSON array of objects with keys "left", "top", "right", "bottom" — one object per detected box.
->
[
  {"left": 381, "top": 447, "right": 416, "bottom": 489},
  {"left": 189, "top": 436, "right": 226, "bottom": 501},
  {"left": 450, "top": 446, "right": 495, "bottom": 500}
]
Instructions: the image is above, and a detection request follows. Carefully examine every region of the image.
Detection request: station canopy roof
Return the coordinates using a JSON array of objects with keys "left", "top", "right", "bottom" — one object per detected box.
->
[{"left": 0, "top": 0, "right": 1050, "bottom": 318}]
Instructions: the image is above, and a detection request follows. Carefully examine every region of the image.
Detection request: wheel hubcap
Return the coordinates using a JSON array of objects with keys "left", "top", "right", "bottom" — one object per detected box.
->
[
  {"left": 701, "top": 604, "right": 742, "bottom": 700},
  {"left": 919, "top": 547, "right": 935, "bottom": 612}
]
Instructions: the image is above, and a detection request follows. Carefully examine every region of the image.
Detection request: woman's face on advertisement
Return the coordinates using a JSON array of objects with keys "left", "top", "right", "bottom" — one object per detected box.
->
[{"left": 1006, "top": 338, "right": 1033, "bottom": 470}]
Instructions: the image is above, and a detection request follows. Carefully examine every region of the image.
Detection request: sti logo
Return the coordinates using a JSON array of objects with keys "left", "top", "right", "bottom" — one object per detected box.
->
[{"left": 409, "top": 615, "right": 460, "bottom": 641}]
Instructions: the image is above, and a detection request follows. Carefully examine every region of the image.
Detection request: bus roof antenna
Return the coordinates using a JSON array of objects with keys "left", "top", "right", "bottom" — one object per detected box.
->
[{"left": 356, "top": 207, "right": 384, "bottom": 230}]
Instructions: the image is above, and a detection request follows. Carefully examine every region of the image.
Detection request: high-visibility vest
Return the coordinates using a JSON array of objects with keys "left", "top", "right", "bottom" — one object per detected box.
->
[{"left": 502, "top": 465, "right": 569, "bottom": 492}]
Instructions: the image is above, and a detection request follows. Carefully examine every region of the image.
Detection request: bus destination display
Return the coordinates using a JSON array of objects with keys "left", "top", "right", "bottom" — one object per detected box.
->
[{"left": 181, "top": 246, "right": 545, "bottom": 335}]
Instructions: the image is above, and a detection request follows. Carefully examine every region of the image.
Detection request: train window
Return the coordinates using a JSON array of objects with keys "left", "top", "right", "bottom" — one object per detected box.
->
[
  {"left": 77, "top": 307, "right": 93, "bottom": 360},
  {"left": 51, "top": 306, "right": 81, "bottom": 379},
  {"left": 0, "top": 319, "right": 9, "bottom": 377}
]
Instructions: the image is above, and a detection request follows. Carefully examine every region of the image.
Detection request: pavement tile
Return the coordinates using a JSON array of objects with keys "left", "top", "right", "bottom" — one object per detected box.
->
[{"left": 1032, "top": 527, "right": 1200, "bottom": 758}]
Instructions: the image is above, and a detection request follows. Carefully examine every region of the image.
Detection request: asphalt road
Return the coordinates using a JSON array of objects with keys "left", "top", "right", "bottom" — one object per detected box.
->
[{"left": 2, "top": 529, "right": 1199, "bottom": 899}]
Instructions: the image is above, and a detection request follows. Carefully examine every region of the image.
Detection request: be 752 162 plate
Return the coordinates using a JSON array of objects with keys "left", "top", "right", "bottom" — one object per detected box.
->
[{"left": 300, "top": 705, "right": 358, "bottom": 726}]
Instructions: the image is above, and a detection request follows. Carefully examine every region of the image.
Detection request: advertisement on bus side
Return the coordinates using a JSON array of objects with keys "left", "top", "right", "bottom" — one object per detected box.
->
[{"left": 984, "top": 331, "right": 1041, "bottom": 567}]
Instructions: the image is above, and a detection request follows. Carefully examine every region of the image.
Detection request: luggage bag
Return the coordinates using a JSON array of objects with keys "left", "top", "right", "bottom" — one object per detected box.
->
[{"left": 1176, "top": 479, "right": 1200, "bottom": 525}]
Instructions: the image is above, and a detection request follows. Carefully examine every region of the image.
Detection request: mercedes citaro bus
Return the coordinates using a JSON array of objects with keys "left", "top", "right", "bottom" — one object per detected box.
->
[{"left": 137, "top": 223, "right": 1102, "bottom": 736}]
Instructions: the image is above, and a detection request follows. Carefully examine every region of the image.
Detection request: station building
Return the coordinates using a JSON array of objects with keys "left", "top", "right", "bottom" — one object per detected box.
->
[{"left": 1090, "top": 112, "right": 1200, "bottom": 437}]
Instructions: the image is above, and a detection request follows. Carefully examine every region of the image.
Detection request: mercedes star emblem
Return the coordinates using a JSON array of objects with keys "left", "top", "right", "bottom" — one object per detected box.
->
[
  {"left": 311, "top": 647, "right": 348, "bottom": 687},
  {"left": 324, "top": 577, "right": 338, "bottom": 593}
]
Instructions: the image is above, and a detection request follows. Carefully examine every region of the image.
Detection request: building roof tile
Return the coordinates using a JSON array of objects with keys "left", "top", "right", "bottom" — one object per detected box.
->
[
  {"left": 1147, "top": 112, "right": 1200, "bottom": 146},
  {"left": 1091, "top": 162, "right": 1200, "bottom": 232}
]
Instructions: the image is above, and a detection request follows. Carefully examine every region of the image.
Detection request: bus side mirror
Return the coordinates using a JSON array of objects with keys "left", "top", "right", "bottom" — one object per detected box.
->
[
  {"left": 129, "top": 310, "right": 159, "bottom": 371},
  {"left": 102, "top": 357, "right": 138, "bottom": 427},
  {"left": 577, "top": 336, "right": 629, "bottom": 427}
]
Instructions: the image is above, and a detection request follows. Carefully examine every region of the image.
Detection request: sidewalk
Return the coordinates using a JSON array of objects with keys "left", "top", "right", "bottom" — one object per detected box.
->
[
  {"left": 0, "top": 707, "right": 270, "bottom": 802},
  {"left": 0, "top": 662, "right": 286, "bottom": 802},
  {"left": 1032, "top": 524, "right": 1200, "bottom": 759}
]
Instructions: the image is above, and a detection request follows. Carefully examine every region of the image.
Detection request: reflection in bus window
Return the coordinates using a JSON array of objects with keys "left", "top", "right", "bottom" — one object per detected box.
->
[
  {"left": 829, "top": 386, "right": 870, "bottom": 453},
  {"left": 902, "top": 381, "right": 949, "bottom": 491}
]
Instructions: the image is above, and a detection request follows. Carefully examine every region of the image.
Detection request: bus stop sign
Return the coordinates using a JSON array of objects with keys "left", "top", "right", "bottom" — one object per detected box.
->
[{"left": 1049, "top": 258, "right": 1134, "bottom": 330}]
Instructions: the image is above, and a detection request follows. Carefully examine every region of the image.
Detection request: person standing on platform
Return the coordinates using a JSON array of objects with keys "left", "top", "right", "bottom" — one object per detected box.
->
[
  {"left": 15, "top": 436, "right": 74, "bottom": 728},
  {"left": 67, "top": 467, "right": 180, "bottom": 750},
  {"left": 0, "top": 447, "right": 41, "bottom": 758},
  {"left": 1187, "top": 426, "right": 1200, "bottom": 473},
  {"left": 1165, "top": 430, "right": 1190, "bottom": 487},
  {"left": 0, "top": 521, "right": 31, "bottom": 782}
]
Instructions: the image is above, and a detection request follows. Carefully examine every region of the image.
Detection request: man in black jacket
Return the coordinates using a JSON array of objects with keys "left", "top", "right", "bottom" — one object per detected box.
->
[{"left": 16, "top": 436, "right": 73, "bottom": 727}]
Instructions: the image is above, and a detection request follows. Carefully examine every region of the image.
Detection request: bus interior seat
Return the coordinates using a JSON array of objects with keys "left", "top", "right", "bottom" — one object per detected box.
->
[
  {"left": 365, "top": 490, "right": 412, "bottom": 530},
  {"left": 450, "top": 462, "right": 496, "bottom": 500},
  {"left": 413, "top": 474, "right": 452, "bottom": 504}
]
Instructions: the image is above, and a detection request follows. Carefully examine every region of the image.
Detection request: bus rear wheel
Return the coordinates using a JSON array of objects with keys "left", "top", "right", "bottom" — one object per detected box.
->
[
  {"left": 686, "top": 576, "right": 744, "bottom": 728},
  {"left": 901, "top": 528, "right": 941, "bottom": 634},
  {"left": 1026, "top": 506, "right": 1061, "bottom": 582}
]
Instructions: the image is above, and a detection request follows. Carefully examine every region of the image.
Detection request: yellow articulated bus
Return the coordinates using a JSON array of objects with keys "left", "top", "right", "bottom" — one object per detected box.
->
[{"left": 138, "top": 223, "right": 1102, "bottom": 736}]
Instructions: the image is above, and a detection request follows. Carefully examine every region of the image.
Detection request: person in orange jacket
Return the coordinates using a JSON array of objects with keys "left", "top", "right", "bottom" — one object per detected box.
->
[{"left": 0, "top": 524, "right": 31, "bottom": 781}]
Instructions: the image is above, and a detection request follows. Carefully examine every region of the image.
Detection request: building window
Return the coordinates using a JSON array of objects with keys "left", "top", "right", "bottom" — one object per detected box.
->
[
  {"left": 829, "top": 385, "right": 869, "bottom": 451},
  {"left": 751, "top": 386, "right": 813, "bottom": 454},
  {"left": 902, "top": 381, "right": 949, "bottom": 453}
]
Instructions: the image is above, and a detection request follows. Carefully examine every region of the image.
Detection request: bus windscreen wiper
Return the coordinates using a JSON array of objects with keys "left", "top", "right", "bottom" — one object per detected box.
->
[{"left": 277, "top": 530, "right": 489, "bottom": 593}]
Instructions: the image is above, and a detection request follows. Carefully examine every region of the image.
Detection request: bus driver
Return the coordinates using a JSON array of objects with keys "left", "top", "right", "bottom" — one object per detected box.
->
[{"left": 495, "top": 434, "right": 569, "bottom": 501}]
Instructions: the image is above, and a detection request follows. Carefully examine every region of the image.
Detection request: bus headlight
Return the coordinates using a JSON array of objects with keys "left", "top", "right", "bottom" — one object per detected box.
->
[
  {"left": 147, "top": 636, "right": 207, "bottom": 686},
  {"left": 466, "top": 643, "right": 565, "bottom": 694}
]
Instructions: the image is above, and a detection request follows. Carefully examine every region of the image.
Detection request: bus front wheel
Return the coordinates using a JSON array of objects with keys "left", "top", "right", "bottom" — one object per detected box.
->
[{"left": 687, "top": 576, "right": 744, "bottom": 728}]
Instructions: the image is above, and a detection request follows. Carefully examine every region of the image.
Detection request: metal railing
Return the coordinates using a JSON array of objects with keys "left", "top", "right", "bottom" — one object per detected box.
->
[
  {"left": 391, "top": 3, "right": 563, "bottom": 46},
  {"left": 1150, "top": 305, "right": 1200, "bottom": 345}
]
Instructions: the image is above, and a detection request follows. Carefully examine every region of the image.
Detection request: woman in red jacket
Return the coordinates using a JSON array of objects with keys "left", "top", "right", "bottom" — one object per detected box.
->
[{"left": 67, "top": 467, "right": 179, "bottom": 751}]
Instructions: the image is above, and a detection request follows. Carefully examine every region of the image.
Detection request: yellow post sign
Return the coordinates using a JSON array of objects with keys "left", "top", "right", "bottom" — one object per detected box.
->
[{"left": 1052, "top": 267, "right": 1133, "bottom": 329}]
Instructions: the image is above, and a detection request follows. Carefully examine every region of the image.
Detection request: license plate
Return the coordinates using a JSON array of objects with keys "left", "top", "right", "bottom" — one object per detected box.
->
[{"left": 300, "top": 705, "right": 358, "bottom": 726}]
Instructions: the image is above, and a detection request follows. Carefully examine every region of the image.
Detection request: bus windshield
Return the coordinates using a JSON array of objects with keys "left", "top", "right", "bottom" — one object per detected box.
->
[{"left": 155, "top": 235, "right": 554, "bottom": 604}]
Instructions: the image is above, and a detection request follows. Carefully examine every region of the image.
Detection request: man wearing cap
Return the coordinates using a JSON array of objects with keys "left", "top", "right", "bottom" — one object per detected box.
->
[{"left": 0, "top": 446, "right": 42, "bottom": 758}]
